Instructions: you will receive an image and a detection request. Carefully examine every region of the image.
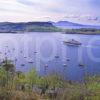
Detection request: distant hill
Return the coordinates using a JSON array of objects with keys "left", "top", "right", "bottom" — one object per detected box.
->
[
  {"left": 52, "top": 21, "right": 100, "bottom": 29},
  {"left": 0, "top": 21, "right": 100, "bottom": 33},
  {"left": 0, "top": 22, "right": 60, "bottom": 33},
  {"left": 53, "top": 21, "right": 83, "bottom": 26}
]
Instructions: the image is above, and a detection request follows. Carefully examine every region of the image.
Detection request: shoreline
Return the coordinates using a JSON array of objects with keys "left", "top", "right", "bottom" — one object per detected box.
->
[
  {"left": 62, "top": 32, "right": 100, "bottom": 35},
  {"left": 0, "top": 31, "right": 100, "bottom": 35}
]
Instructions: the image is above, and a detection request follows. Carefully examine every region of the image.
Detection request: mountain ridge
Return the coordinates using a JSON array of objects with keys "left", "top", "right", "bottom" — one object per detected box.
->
[
  {"left": 0, "top": 21, "right": 100, "bottom": 33},
  {"left": 52, "top": 21, "right": 100, "bottom": 29}
]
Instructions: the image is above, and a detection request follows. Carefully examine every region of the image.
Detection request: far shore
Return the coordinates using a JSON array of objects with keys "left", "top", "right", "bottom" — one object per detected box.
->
[
  {"left": 62, "top": 32, "right": 100, "bottom": 35},
  {"left": 0, "top": 31, "right": 100, "bottom": 35},
  {"left": 0, "top": 28, "right": 100, "bottom": 35}
]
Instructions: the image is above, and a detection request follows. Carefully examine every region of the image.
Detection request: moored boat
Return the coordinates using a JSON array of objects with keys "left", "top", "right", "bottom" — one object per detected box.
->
[{"left": 63, "top": 39, "right": 82, "bottom": 46}]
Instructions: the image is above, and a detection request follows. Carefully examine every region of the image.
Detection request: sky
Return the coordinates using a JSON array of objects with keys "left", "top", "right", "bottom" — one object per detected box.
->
[{"left": 0, "top": 0, "right": 100, "bottom": 25}]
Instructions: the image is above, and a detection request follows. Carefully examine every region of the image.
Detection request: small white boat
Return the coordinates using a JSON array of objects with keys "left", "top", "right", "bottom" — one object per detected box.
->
[
  {"left": 66, "top": 58, "right": 70, "bottom": 61},
  {"left": 24, "top": 57, "right": 27, "bottom": 58},
  {"left": 44, "top": 64, "right": 48, "bottom": 68},
  {"left": 34, "top": 51, "right": 37, "bottom": 53},
  {"left": 63, "top": 39, "right": 82, "bottom": 46},
  {"left": 28, "top": 61, "right": 34, "bottom": 63},
  {"left": 21, "top": 64, "right": 25, "bottom": 66},
  {"left": 63, "top": 64, "right": 67, "bottom": 67},
  {"left": 55, "top": 55, "right": 59, "bottom": 58},
  {"left": 79, "top": 63, "right": 85, "bottom": 67}
]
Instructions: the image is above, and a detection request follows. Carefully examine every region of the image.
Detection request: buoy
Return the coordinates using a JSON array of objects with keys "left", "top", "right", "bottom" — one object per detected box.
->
[
  {"left": 15, "top": 58, "right": 17, "bottom": 61},
  {"left": 8, "top": 50, "right": 10, "bottom": 53},
  {"left": 5, "top": 46, "right": 8, "bottom": 48},
  {"left": 66, "top": 58, "right": 70, "bottom": 61},
  {"left": 28, "top": 61, "right": 34, "bottom": 63},
  {"left": 13, "top": 48, "right": 15, "bottom": 51},
  {"left": 20, "top": 51, "right": 23, "bottom": 53},
  {"left": 5, "top": 53, "right": 7, "bottom": 55}
]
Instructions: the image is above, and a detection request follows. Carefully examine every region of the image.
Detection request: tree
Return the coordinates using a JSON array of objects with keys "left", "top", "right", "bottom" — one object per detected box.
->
[
  {"left": 1, "top": 59, "right": 15, "bottom": 75},
  {"left": 0, "top": 59, "right": 15, "bottom": 89}
]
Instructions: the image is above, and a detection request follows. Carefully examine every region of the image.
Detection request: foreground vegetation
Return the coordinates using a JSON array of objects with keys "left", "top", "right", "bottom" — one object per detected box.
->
[{"left": 0, "top": 60, "right": 100, "bottom": 100}]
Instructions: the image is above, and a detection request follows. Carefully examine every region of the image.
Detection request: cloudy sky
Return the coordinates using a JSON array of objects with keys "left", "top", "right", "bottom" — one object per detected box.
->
[{"left": 0, "top": 0, "right": 100, "bottom": 25}]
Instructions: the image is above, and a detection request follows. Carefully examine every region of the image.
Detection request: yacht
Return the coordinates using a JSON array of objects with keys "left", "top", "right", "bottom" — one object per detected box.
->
[{"left": 63, "top": 39, "right": 82, "bottom": 46}]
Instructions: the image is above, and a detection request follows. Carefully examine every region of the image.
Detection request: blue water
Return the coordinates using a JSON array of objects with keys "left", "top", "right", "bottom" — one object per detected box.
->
[{"left": 0, "top": 32, "right": 100, "bottom": 81}]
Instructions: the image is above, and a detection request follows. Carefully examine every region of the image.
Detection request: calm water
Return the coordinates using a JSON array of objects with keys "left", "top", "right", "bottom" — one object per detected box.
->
[{"left": 0, "top": 32, "right": 100, "bottom": 81}]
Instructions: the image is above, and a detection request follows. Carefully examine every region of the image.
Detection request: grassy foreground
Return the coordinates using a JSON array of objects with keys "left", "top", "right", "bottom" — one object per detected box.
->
[{"left": 0, "top": 60, "right": 100, "bottom": 100}]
